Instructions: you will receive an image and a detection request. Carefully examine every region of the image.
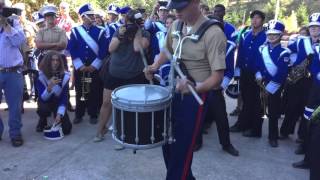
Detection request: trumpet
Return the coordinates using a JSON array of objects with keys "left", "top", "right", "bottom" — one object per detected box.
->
[{"left": 80, "top": 71, "right": 92, "bottom": 101}]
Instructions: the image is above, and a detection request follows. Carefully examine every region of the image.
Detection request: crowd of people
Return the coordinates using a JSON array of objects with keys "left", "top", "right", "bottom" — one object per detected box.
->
[{"left": 0, "top": 0, "right": 320, "bottom": 179}]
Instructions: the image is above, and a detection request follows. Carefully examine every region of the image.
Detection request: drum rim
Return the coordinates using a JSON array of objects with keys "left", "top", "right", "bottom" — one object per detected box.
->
[
  {"left": 112, "top": 133, "right": 166, "bottom": 150},
  {"left": 111, "top": 84, "right": 172, "bottom": 105}
]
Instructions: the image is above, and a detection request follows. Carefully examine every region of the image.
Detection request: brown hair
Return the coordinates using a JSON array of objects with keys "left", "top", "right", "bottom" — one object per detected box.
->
[{"left": 39, "top": 51, "right": 65, "bottom": 79}]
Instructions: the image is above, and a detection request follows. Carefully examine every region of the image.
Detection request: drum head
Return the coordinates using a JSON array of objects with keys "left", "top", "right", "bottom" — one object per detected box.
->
[{"left": 112, "top": 84, "right": 171, "bottom": 105}]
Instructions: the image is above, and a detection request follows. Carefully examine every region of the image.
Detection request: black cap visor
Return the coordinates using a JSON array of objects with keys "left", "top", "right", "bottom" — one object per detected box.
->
[
  {"left": 167, "top": 1, "right": 190, "bottom": 10},
  {"left": 44, "top": 12, "right": 56, "bottom": 17}
]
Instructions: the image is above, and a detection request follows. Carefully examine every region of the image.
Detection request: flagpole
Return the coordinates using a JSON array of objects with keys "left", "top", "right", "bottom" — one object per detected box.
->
[{"left": 274, "top": 0, "right": 280, "bottom": 20}]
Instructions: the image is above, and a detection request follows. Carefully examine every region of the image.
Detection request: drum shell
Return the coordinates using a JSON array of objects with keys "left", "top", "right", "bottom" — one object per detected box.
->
[
  {"left": 113, "top": 106, "right": 170, "bottom": 147},
  {"left": 111, "top": 84, "right": 172, "bottom": 149}
]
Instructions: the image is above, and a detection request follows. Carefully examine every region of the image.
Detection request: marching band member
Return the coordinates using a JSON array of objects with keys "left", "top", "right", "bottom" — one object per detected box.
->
[
  {"left": 280, "top": 26, "right": 310, "bottom": 145},
  {"left": 68, "top": 4, "right": 109, "bottom": 124},
  {"left": 107, "top": 4, "right": 120, "bottom": 37},
  {"left": 281, "top": 17, "right": 315, "bottom": 156},
  {"left": 145, "top": 1, "right": 171, "bottom": 86},
  {"left": 145, "top": 0, "right": 226, "bottom": 178},
  {"left": 308, "top": 105, "right": 320, "bottom": 180},
  {"left": 145, "top": 1, "right": 169, "bottom": 61},
  {"left": 195, "top": 4, "right": 239, "bottom": 156},
  {"left": 35, "top": 51, "right": 72, "bottom": 135},
  {"left": 230, "top": 10, "right": 266, "bottom": 138},
  {"left": 292, "top": 14, "right": 320, "bottom": 177},
  {"left": 118, "top": 6, "right": 131, "bottom": 25},
  {"left": 255, "top": 20, "right": 290, "bottom": 147}
]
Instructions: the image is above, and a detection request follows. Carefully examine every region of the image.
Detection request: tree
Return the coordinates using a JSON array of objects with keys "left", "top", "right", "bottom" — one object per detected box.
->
[{"left": 296, "top": 2, "right": 309, "bottom": 27}]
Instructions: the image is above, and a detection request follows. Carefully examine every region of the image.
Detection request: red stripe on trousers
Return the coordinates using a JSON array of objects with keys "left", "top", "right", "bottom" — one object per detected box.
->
[{"left": 181, "top": 94, "right": 207, "bottom": 180}]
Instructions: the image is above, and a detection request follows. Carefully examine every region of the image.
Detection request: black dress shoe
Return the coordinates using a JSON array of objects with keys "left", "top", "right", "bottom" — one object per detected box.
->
[
  {"left": 242, "top": 130, "right": 261, "bottom": 138},
  {"left": 279, "top": 134, "right": 289, "bottom": 140},
  {"left": 269, "top": 140, "right": 278, "bottom": 148},
  {"left": 36, "top": 119, "right": 47, "bottom": 132},
  {"left": 223, "top": 144, "right": 239, "bottom": 156},
  {"left": 193, "top": 143, "right": 202, "bottom": 152},
  {"left": 295, "top": 138, "right": 304, "bottom": 144},
  {"left": 292, "top": 160, "right": 309, "bottom": 169},
  {"left": 67, "top": 103, "right": 75, "bottom": 112},
  {"left": 294, "top": 145, "right": 305, "bottom": 155},
  {"left": 229, "top": 124, "right": 241, "bottom": 133},
  {"left": 89, "top": 117, "right": 98, "bottom": 125},
  {"left": 11, "top": 136, "right": 24, "bottom": 147},
  {"left": 229, "top": 108, "right": 240, "bottom": 116},
  {"left": 73, "top": 117, "right": 83, "bottom": 124}
]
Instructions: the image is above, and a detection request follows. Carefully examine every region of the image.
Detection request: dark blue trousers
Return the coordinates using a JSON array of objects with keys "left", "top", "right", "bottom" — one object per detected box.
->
[{"left": 162, "top": 93, "right": 207, "bottom": 180}]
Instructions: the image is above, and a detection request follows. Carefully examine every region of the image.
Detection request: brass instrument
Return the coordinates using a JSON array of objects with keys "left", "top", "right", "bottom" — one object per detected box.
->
[
  {"left": 80, "top": 71, "right": 92, "bottom": 101},
  {"left": 287, "top": 57, "right": 312, "bottom": 84},
  {"left": 257, "top": 80, "right": 268, "bottom": 117}
]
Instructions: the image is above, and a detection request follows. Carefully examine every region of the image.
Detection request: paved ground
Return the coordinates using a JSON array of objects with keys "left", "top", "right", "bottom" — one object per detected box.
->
[{"left": 0, "top": 91, "right": 308, "bottom": 180}]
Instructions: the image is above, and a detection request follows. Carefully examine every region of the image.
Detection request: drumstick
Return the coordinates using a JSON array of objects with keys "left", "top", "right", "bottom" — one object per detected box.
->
[
  {"left": 137, "top": 28, "right": 154, "bottom": 85},
  {"left": 139, "top": 46, "right": 154, "bottom": 85},
  {"left": 174, "top": 65, "right": 204, "bottom": 106}
]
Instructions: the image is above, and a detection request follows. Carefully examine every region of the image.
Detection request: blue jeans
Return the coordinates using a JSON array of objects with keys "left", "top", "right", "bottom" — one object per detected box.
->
[{"left": 0, "top": 72, "right": 23, "bottom": 139}]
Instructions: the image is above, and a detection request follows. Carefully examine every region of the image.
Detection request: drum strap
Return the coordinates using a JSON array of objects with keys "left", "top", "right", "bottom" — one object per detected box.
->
[{"left": 175, "top": 19, "right": 224, "bottom": 42}]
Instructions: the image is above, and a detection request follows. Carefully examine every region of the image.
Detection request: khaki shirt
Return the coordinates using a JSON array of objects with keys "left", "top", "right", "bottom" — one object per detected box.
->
[
  {"left": 164, "top": 15, "right": 226, "bottom": 82},
  {"left": 36, "top": 26, "right": 67, "bottom": 53}
]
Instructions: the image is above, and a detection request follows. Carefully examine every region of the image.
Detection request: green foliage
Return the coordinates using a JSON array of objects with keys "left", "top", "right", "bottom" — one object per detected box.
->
[
  {"left": 10, "top": 0, "right": 320, "bottom": 28},
  {"left": 296, "top": 2, "right": 309, "bottom": 26}
]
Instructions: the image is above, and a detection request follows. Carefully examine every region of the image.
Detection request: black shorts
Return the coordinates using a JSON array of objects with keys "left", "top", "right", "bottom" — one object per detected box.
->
[{"left": 103, "top": 71, "right": 148, "bottom": 90}]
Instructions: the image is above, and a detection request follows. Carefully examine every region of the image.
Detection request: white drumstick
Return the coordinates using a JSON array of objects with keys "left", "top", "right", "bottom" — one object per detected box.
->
[
  {"left": 137, "top": 28, "right": 153, "bottom": 85},
  {"left": 174, "top": 65, "right": 204, "bottom": 105}
]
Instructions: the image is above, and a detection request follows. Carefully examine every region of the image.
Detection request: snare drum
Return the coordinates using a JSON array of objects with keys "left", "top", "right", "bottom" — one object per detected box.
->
[{"left": 111, "top": 84, "right": 172, "bottom": 150}]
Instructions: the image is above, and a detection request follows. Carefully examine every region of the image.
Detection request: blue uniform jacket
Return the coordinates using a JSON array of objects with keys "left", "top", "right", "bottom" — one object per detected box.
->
[
  {"left": 255, "top": 43, "right": 290, "bottom": 94},
  {"left": 309, "top": 42, "right": 320, "bottom": 86},
  {"left": 144, "top": 20, "right": 167, "bottom": 61},
  {"left": 108, "top": 21, "right": 122, "bottom": 38},
  {"left": 235, "top": 29, "right": 267, "bottom": 75},
  {"left": 35, "top": 71, "right": 70, "bottom": 116},
  {"left": 221, "top": 22, "right": 237, "bottom": 89},
  {"left": 287, "top": 36, "right": 314, "bottom": 66},
  {"left": 68, "top": 25, "right": 109, "bottom": 70}
]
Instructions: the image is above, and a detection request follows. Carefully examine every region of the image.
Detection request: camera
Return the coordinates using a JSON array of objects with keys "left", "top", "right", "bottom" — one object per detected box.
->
[
  {"left": 0, "top": 7, "right": 21, "bottom": 27},
  {"left": 53, "top": 72, "right": 63, "bottom": 81},
  {"left": 0, "top": 7, "right": 22, "bottom": 18}
]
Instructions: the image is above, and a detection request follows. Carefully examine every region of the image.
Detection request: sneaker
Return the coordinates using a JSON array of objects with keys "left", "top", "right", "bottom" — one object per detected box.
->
[
  {"left": 93, "top": 134, "right": 105, "bottom": 142},
  {"left": 114, "top": 144, "right": 125, "bottom": 151}
]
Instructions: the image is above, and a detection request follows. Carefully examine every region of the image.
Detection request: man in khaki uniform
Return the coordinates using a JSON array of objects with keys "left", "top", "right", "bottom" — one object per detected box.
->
[
  {"left": 35, "top": 5, "right": 67, "bottom": 60},
  {"left": 35, "top": 4, "right": 67, "bottom": 132},
  {"left": 145, "top": 0, "right": 226, "bottom": 179}
]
